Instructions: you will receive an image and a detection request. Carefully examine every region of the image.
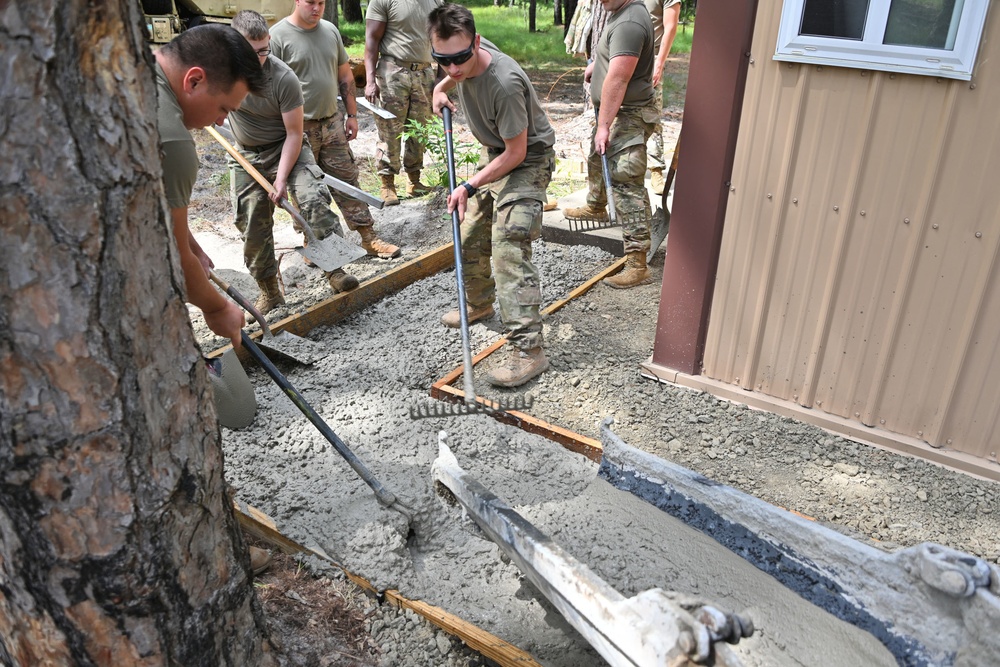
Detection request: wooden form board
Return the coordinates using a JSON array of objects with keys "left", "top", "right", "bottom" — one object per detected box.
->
[
  {"left": 233, "top": 503, "right": 540, "bottom": 667},
  {"left": 209, "top": 243, "right": 454, "bottom": 363}
]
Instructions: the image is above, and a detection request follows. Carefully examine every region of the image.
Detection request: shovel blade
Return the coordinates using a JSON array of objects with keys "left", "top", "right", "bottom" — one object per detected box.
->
[
  {"left": 647, "top": 206, "right": 670, "bottom": 264},
  {"left": 258, "top": 331, "right": 328, "bottom": 365},
  {"left": 206, "top": 350, "right": 257, "bottom": 429},
  {"left": 296, "top": 233, "right": 366, "bottom": 272}
]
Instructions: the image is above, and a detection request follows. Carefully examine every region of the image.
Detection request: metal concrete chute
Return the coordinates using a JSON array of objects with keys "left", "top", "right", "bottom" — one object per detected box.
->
[
  {"left": 598, "top": 418, "right": 1000, "bottom": 667},
  {"left": 432, "top": 432, "right": 753, "bottom": 667}
]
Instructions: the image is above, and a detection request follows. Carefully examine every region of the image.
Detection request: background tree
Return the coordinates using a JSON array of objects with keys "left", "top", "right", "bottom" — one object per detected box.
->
[
  {"left": 324, "top": 0, "right": 339, "bottom": 26},
  {"left": 342, "top": 0, "right": 363, "bottom": 24},
  {"left": 0, "top": 1, "right": 272, "bottom": 665},
  {"left": 529, "top": 0, "right": 537, "bottom": 32}
]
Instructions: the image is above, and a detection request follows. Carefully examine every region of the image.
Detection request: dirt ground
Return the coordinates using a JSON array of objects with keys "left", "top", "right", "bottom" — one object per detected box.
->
[{"left": 190, "top": 58, "right": 687, "bottom": 666}]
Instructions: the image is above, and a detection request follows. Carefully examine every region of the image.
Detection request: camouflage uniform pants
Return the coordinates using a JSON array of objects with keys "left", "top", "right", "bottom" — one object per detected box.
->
[
  {"left": 303, "top": 109, "right": 375, "bottom": 231},
  {"left": 585, "top": 102, "right": 659, "bottom": 254},
  {"left": 230, "top": 138, "right": 344, "bottom": 281},
  {"left": 646, "top": 79, "right": 665, "bottom": 170},
  {"left": 461, "top": 148, "right": 555, "bottom": 351},
  {"left": 374, "top": 57, "right": 434, "bottom": 176}
]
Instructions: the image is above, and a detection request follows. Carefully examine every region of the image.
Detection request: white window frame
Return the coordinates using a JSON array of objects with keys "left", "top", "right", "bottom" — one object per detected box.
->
[{"left": 774, "top": 0, "right": 991, "bottom": 80}]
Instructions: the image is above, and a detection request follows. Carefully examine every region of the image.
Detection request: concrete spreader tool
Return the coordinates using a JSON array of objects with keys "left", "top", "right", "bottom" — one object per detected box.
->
[
  {"left": 206, "top": 125, "right": 366, "bottom": 272},
  {"left": 237, "top": 329, "right": 415, "bottom": 522},
  {"left": 432, "top": 433, "right": 753, "bottom": 666},
  {"left": 409, "top": 107, "right": 533, "bottom": 420},
  {"left": 599, "top": 419, "right": 1000, "bottom": 666},
  {"left": 209, "top": 269, "right": 327, "bottom": 365}
]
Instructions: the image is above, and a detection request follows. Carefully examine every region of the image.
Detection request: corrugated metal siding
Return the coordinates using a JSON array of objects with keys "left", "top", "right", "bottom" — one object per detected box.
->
[{"left": 704, "top": 2, "right": 1000, "bottom": 459}]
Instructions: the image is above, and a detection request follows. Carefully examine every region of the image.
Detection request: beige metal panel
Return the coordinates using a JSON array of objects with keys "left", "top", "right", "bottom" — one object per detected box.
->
[
  {"left": 704, "top": 1, "right": 1000, "bottom": 461},
  {"left": 178, "top": 1, "right": 289, "bottom": 22}
]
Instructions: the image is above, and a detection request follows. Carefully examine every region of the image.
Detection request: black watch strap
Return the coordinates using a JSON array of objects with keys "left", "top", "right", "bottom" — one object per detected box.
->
[{"left": 461, "top": 181, "right": 477, "bottom": 196}]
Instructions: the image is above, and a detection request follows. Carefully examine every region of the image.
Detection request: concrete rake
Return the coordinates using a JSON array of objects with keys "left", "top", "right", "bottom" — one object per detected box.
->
[{"left": 409, "top": 107, "right": 533, "bottom": 420}]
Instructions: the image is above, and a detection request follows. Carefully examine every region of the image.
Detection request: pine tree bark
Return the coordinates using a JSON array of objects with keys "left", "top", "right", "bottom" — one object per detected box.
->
[{"left": 0, "top": 1, "right": 272, "bottom": 665}]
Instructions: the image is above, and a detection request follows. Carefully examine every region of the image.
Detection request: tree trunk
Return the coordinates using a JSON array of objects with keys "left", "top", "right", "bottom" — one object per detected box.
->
[
  {"left": 554, "top": 0, "right": 562, "bottom": 27},
  {"left": 324, "top": 1, "right": 339, "bottom": 26},
  {"left": 341, "top": 0, "right": 363, "bottom": 24},
  {"left": 0, "top": 2, "right": 272, "bottom": 666},
  {"left": 529, "top": 0, "right": 537, "bottom": 32}
]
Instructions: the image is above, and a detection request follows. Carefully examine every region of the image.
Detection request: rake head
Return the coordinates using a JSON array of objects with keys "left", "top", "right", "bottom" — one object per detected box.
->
[
  {"left": 409, "top": 394, "right": 535, "bottom": 420},
  {"left": 564, "top": 210, "right": 650, "bottom": 232}
]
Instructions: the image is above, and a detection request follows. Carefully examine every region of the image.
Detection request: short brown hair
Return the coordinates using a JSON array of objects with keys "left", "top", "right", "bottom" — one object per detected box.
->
[
  {"left": 427, "top": 3, "right": 476, "bottom": 42},
  {"left": 160, "top": 24, "right": 267, "bottom": 95},
  {"left": 231, "top": 10, "right": 270, "bottom": 41}
]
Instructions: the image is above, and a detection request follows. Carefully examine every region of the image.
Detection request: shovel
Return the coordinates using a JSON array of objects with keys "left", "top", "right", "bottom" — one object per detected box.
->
[
  {"left": 237, "top": 327, "right": 414, "bottom": 522},
  {"left": 409, "top": 107, "right": 533, "bottom": 420},
  {"left": 209, "top": 269, "right": 327, "bottom": 365},
  {"left": 205, "top": 125, "right": 365, "bottom": 272}
]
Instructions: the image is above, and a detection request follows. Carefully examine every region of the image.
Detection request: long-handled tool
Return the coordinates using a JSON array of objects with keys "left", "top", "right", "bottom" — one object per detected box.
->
[
  {"left": 209, "top": 269, "right": 327, "bottom": 365},
  {"left": 238, "top": 327, "right": 414, "bottom": 521},
  {"left": 206, "top": 125, "right": 365, "bottom": 272},
  {"left": 409, "top": 107, "right": 532, "bottom": 420},
  {"left": 600, "top": 150, "right": 618, "bottom": 229}
]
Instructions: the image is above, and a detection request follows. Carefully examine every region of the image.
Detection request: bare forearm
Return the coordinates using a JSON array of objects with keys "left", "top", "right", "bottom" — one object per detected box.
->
[
  {"left": 276, "top": 136, "right": 301, "bottom": 187},
  {"left": 338, "top": 75, "right": 358, "bottom": 115},
  {"left": 598, "top": 77, "right": 629, "bottom": 130}
]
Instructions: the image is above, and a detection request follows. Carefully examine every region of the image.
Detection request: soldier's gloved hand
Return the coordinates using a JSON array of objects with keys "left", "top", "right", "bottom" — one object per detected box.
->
[{"left": 365, "top": 81, "right": 380, "bottom": 105}]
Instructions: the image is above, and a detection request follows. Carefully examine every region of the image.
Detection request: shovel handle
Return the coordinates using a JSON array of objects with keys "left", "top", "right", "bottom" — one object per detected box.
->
[
  {"left": 240, "top": 331, "right": 399, "bottom": 508},
  {"left": 207, "top": 269, "right": 273, "bottom": 337},
  {"left": 204, "top": 125, "right": 316, "bottom": 242}
]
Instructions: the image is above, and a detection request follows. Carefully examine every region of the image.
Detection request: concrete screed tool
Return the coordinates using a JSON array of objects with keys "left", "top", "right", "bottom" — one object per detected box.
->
[
  {"left": 209, "top": 269, "right": 327, "bottom": 365},
  {"left": 432, "top": 432, "right": 754, "bottom": 667},
  {"left": 206, "top": 125, "right": 366, "bottom": 272},
  {"left": 599, "top": 418, "right": 1000, "bottom": 666},
  {"left": 409, "top": 107, "right": 533, "bottom": 420}
]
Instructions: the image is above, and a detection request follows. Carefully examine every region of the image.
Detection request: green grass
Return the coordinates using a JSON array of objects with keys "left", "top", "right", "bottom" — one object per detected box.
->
[{"left": 341, "top": 1, "right": 693, "bottom": 69}]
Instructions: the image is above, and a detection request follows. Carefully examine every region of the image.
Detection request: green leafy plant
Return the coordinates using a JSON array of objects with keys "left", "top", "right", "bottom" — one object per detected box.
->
[{"left": 399, "top": 117, "right": 481, "bottom": 187}]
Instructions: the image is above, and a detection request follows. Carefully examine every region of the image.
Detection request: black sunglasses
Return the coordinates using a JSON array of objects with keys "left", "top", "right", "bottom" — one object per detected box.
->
[
  {"left": 432, "top": 41, "right": 475, "bottom": 67},
  {"left": 256, "top": 47, "right": 272, "bottom": 57}
]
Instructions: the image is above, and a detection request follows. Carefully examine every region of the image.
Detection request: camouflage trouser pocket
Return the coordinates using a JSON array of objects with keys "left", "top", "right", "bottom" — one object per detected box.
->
[
  {"left": 612, "top": 143, "right": 648, "bottom": 183},
  {"left": 497, "top": 198, "right": 542, "bottom": 243}
]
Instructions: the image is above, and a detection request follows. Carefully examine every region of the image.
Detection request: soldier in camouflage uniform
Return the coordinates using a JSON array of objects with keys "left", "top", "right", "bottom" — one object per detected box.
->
[
  {"left": 429, "top": 4, "right": 556, "bottom": 388},
  {"left": 566, "top": 0, "right": 657, "bottom": 288},
  {"left": 228, "top": 10, "right": 359, "bottom": 314},
  {"left": 364, "top": 0, "right": 441, "bottom": 205},
  {"left": 646, "top": 0, "right": 681, "bottom": 195},
  {"left": 271, "top": 0, "right": 402, "bottom": 260}
]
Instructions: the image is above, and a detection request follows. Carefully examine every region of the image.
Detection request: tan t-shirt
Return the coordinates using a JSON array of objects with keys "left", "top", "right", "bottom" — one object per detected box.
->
[
  {"left": 366, "top": 0, "right": 442, "bottom": 63},
  {"left": 455, "top": 39, "right": 555, "bottom": 153},
  {"left": 227, "top": 56, "right": 304, "bottom": 147},
  {"left": 155, "top": 62, "right": 198, "bottom": 209},
  {"left": 270, "top": 18, "right": 349, "bottom": 120},
  {"left": 592, "top": 1, "right": 655, "bottom": 108},
  {"left": 644, "top": 0, "right": 681, "bottom": 52}
]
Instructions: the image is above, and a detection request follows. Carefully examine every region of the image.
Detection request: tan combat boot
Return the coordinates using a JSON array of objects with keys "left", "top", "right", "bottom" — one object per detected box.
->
[
  {"left": 358, "top": 225, "right": 401, "bottom": 259},
  {"left": 249, "top": 546, "right": 272, "bottom": 576},
  {"left": 441, "top": 303, "right": 495, "bottom": 328},
  {"left": 380, "top": 174, "right": 399, "bottom": 206},
  {"left": 486, "top": 346, "right": 549, "bottom": 387},
  {"left": 326, "top": 269, "right": 360, "bottom": 293},
  {"left": 405, "top": 171, "right": 432, "bottom": 196},
  {"left": 563, "top": 202, "right": 610, "bottom": 221},
  {"left": 254, "top": 276, "right": 285, "bottom": 315},
  {"left": 650, "top": 168, "right": 666, "bottom": 196},
  {"left": 603, "top": 251, "right": 652, "bottom": 289}
]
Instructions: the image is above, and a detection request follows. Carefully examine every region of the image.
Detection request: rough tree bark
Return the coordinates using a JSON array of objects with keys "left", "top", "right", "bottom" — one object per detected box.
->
[
  {"left": 341, "top": 0, "right": 363, "bottom": 25},
  {"left": 529, "top": 0, "right": 537, "bottom": 32},
  {"left": 0, "top": 1, "right": 272, "bottom": 665},
  {"left": 324, "top": 1, "right": 339, "bottom": 27}
]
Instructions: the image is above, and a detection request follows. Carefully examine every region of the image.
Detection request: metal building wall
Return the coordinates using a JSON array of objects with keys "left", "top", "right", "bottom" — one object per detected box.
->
[{"left": 703, "top": 2, "right": 1000, "bottom": 464}]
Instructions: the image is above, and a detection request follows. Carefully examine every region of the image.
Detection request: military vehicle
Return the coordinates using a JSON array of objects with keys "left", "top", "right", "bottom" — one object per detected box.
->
[{"left": 141, "top": 1, "right": 288, "bottom": 43}]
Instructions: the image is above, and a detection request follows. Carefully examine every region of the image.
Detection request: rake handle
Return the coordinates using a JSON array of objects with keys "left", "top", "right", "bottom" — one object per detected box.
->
[
  {"left": 442, "top": 107, "right": 478, "bottom": 405},
  {"left": 240, "top": 331, "right": 399, "bottom": 508},
  {"left": 205, "top": 125, "right": 319, "bottom": 245}
]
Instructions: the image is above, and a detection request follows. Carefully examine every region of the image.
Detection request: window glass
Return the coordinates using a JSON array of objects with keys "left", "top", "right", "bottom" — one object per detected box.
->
[
  {"left": 883, "top": 0, "right": 964, "bottom": 49},
  {"left": 801, "top": 0, "right": 871, "bottom": 39}
]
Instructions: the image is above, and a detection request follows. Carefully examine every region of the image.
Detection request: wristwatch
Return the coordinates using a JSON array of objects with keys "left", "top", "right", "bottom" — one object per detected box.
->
[
  {"left": 346, "top": 113, "right": 357, "bottom": 118},
  {"left": 461, "top": 181, "right": 477, "bottom": 196}
]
